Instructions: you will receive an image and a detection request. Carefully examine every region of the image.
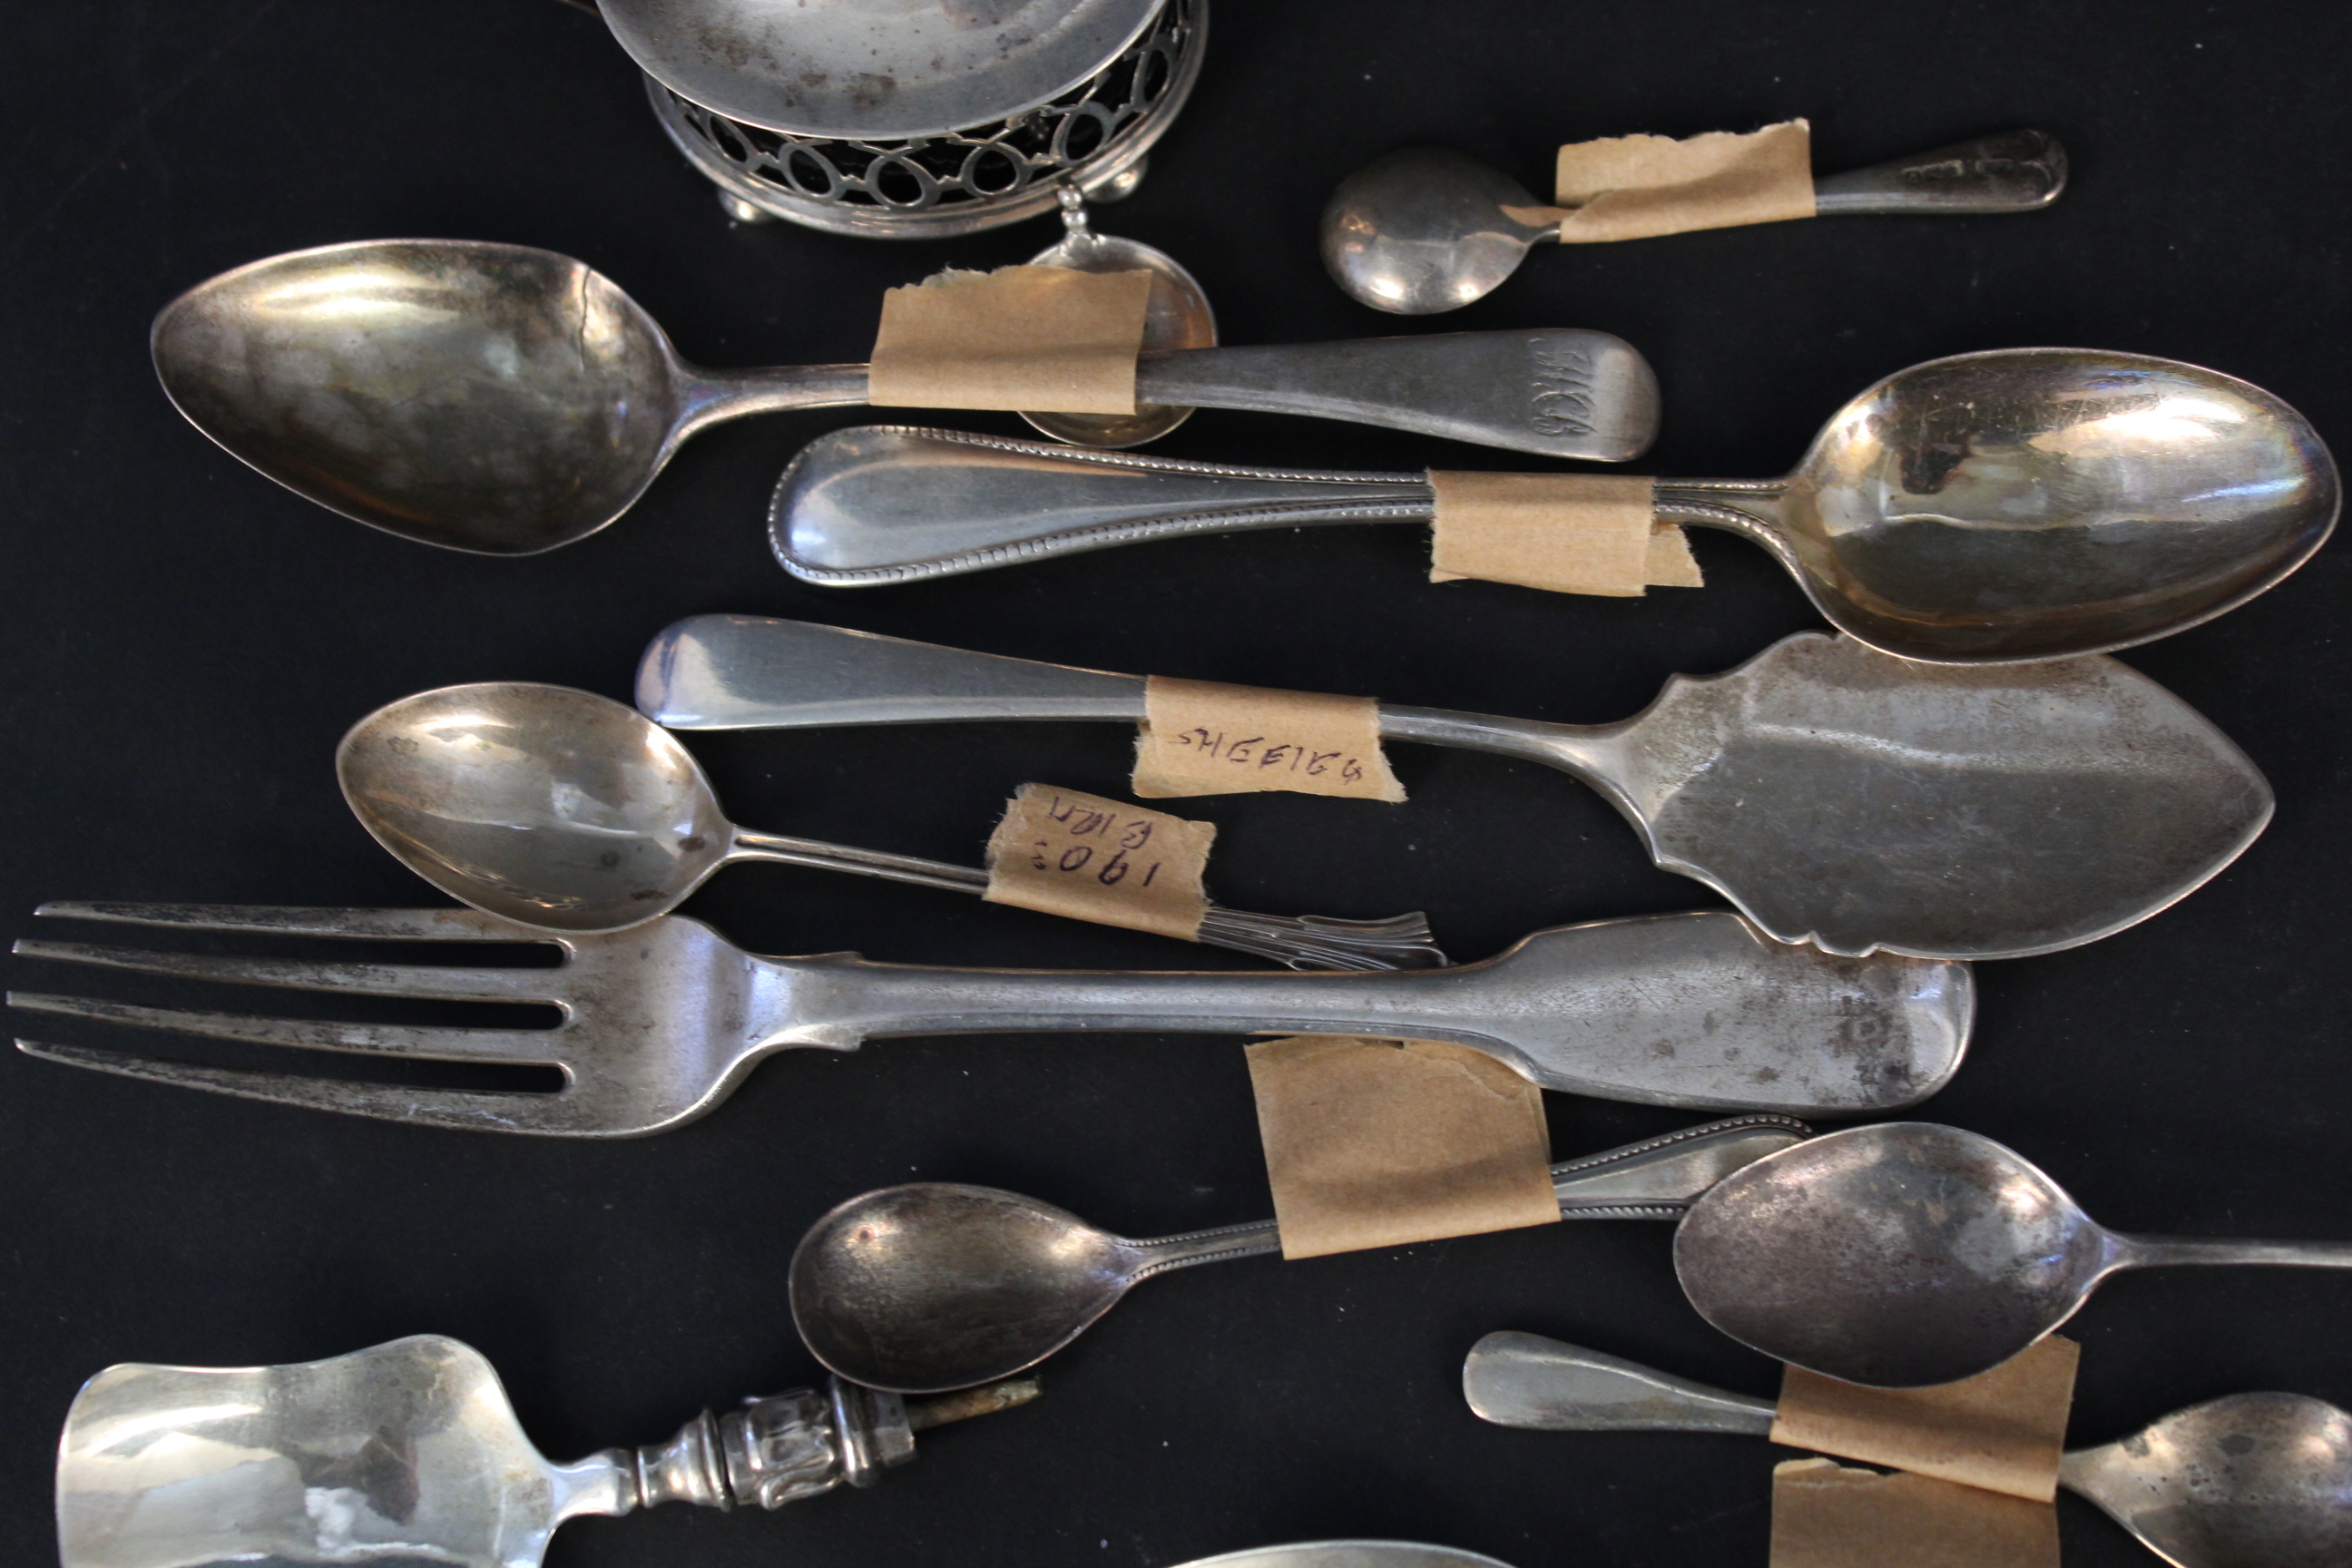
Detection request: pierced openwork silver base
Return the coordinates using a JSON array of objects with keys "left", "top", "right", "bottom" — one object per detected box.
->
[{"left": 646, "top": 0, "right": 1204, "bottom": 238}]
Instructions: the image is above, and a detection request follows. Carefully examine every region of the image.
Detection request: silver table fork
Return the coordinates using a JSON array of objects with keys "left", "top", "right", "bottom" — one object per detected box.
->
[{"left": 10, "top": 902, "right": 1972, "bottom": 1135}]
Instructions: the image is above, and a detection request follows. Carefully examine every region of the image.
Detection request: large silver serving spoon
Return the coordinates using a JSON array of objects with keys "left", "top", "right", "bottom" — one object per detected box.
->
[
  {"left": 1676, "top": 1123, "right": 2352, "bottom": 1389},
  {"left": 635, "top": 614, "right": 2272, "bottom": 961},
  {"left": 1324, "top": 131, "right": 2066, "bottom": 315},
  {"left": 337, "top": 681, "right": 1447, "bottom": 970},
  {"left": 150, "top": 240, "right": 1657, "bottom": 555},
  {"left": 770, "top": 350, "right": 2338, "bottom": 664},
  {"left": 1464, "top": 1331, "right": 2352, "bottom": 1568},
  {"left": 791, "top": 1118, "right": 1808, "bottom": 1393},
  {"left": 55, "top": 1332, "right": 1036, "bottom": 1568}
]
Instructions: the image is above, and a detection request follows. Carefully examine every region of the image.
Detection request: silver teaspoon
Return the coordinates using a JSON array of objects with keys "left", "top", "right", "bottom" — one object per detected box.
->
[
  {"left": 791, "top": 1118, "right": 1808, "bottom": 1393},
  {"left": 1676, "top": 1123, "right": 2352, "bottom": 1389},
  {"left": 1465, "top": 1332, "right": 2352, "bottom": 1568},
  {"left": 150, "top": 240, "right": 1658, "bottom": 555},
  {"left": 1324, "top": 131, "right": 2066, "bottom": 315},
  {"left": 635, "top": 615, "right": 2271, "bottom": 961},
  {"left": 770, "top": 349, "right": 2337, "bottom": 665},
  {"left": 56, "top": 1332, "right": 1035, "bottom": 1568},
  {"left": 338, "top": 681, "right": 1446, "bottom": 970}
]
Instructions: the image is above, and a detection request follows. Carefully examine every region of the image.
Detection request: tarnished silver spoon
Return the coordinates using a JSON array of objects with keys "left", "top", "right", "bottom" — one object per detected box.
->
[
  {"left": 338, "top": 681, "right": 1448, "bottom": 969},
  {"left": 55, "top": 1332, "right": 1035, "bottom": 1568},
  {"left": 771, "top": 350, "right": 2337, "bottom": 664},
  {"left": 1676, "top": 1123, "right": 2352, "bottom": 1389},
  {"left": 791, "top": 1118, "right": 1809, "bottom": 1393},
  {"left": 1465, "top": 1331, "right": 2352, "bottom": 1568},
  {"left": 1323, "top": 131, "right": 2066, "bottom": 315},
  {"left": 150, "top": 240, "right": 1656, "bottom": 555}
]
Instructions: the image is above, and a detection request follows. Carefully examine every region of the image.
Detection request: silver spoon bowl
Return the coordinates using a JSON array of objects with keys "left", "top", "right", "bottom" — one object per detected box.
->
[
  {"left": 1464, "top": 1331, "right": 2352, "bottom": 1568},
  {"left": 1675, "top": 1122, "right": 2352, "bottom": 1387},
  {"left": 1324, "top": 131, "right": 2067, "bottom": 316},
  {"left": 1022, "top": 191, "right": 1217, "bottom": 447}
]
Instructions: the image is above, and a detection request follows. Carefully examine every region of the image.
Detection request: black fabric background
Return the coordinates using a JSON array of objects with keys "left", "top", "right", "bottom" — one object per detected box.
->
[{"left": 5, "top": 4, "right": 2351, "bottom": 1563}]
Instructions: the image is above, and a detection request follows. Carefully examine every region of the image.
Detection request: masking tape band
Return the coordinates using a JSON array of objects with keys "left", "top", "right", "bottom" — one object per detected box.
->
[
  {"left": 1553, "top": 120, "right": 1816, "bottom": 244},
  {"left": 868, "top": 265, "right": 1152, "bottom": 414},
  {"left": 1244, "top": 1035, "right": 1559, "bottom": 1259},
  {"left": 1769, "top": 1460, "right": 2059, "bottom": 1568},
  {"left": 984, "top": 784, "right": 1212, "bottom": 941},
  {"left": 1132, "top": 675, "right": 1406, "bottom": 802},
  {"left": 1771, "top": 1337, "right": 2078, "bottom": 1504},
  {"left": 1428, "top": 473, "right": 1697, "bottom": 596}
]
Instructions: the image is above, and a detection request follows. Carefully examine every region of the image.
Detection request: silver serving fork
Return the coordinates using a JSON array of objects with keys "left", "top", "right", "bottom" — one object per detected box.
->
[{"left": 10, "top": 901, "right": 1973, "bottom": 1135}]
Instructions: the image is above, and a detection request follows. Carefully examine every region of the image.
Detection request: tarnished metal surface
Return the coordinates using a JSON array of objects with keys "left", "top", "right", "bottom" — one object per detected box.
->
[
  {"left": 767, "top": 348, "right": 2337, "bottom": 666},
  {"left": 11, "top": 903, "right": 1967, "bottom": 1134},
  {"left": 790, "top": 1119, "right": 1808, "bottom": 1393},
  {"left": 599, "top": 0, "right": 1167, "bottom": 139},
  {"left": 1021, "top": 189, "right": 1217, "bottom": 446},
  {"left": 1464, "top": 1333, "right": 2352, "bottom": 1568},
  {"left": 1674, "top": 1123, "right": 2352, "bottom": 1388},
  {"left": 637, "top": 615, "right": 2270, "bottom": 958},
  {"left": 337, "top": 681, "right": 1448, "bottom": 969},
  {"left": 152, "top": 240, "right": 1661, "bottom": 555},
  {"left": 2062, "top": 1392, "right": 2352, "bottom": 1568},
  {"left": 1322, "top": 132, "right": 2066, "bottom": 315},
  {"left": 56, "top": 1335, "right": 1028, "bottom": 1568}
]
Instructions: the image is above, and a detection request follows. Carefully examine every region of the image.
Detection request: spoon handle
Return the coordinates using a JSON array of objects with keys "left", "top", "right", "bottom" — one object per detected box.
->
[
  {"left": 2111, "top": 1231, "right": 2352, "bottom": 1270},
  {"left": 1811, "top": 130, "right": 2067, "bottom": 215},
  {"left": 730, "top": 829, "right": 1450, "bottom": 971},
  {"left": 1464, "top": 1330, "right": 1777, "bottom": 1435}
]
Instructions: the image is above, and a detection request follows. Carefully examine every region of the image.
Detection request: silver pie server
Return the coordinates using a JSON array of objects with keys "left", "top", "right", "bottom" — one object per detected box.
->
[
  {"left": 1323, "top": 131, "right": 2065, "bottom": 315},
  {"left": 1465, "top": 1331, "right": 2352, "bottom": 1568},
  {"left": 791, "top": 1117, "right": 1808, "bottom": 1393},
  {"left": 635, "top": 614, "right": 2271, "bottom": 961},
  {"left": 54, "top": 1332, "right": 1035, "bottom": 1568},
  {"left": 769, "top": 348, "right": 2337, "bottom": 665},
  {"left": 150, "top": 240, "right": 1657, "bottom": 555}
]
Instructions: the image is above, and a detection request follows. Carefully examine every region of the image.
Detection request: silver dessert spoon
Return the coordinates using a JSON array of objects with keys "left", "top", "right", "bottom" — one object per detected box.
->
[
  {"left": 337, "top": 681, "right": 1448, "bottom": 970},
  {"left": 1323, "top": 131, "right": 2066, "bottom": 315},
  {"left": 769, "top": 349, "right": 2337, "bottom": 664},
  {"left": 55, "top": 1331, "right": 1035, "bottom": 1568},
  {"left": 791, "top": 1118, "right": 1808, "bottom": 1393},
  {"left": 150, "top": 240, "right": 1657, "bottom": 555},
  {"left": 1676, "top": 1122, "right": 2352, "bottom": 1389},
  {"left": 635, "top": 615, "right": 2272, "bottom": 961},
  {"left": 1464, "top": 1331, "right": 2352, "bottom": 1568}
]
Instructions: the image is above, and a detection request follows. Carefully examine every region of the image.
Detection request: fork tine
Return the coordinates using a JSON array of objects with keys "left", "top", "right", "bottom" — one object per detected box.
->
[
  {"left": 10, "top": 940, "right": 563, "bottom": 1004},
  {"left": 32, "top": 903, "right": 550, "bottom": 943},
  {"left": 7, "top": 993, "right": 567, "bottom": 1065},
  {"left": 15, "top": 1039, "right": 584, "bottom": 1135}
]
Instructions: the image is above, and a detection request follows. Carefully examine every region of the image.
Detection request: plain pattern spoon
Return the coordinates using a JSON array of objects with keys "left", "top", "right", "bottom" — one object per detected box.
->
[
  {"left": 633, "top": 614, "right": 2272, "bottom": 961},
  {"left": 790, "top": 1118, "right": 1809, "bottom": 1393},
  {"left": 150, "top": 239, "right": 1659, "bottom": 555},
  {"left": 769, "top": 349, "right": 2338, "bottom": 664},
  {"left": 1463, "top": 1331, "right": 2352, "bottom": 1568}
]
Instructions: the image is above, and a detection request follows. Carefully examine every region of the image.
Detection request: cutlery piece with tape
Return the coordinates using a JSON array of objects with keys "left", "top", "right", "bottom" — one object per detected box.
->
[
  {"left": 793, "top": 1118, "right": 1809, "bottom": 1393},
  {"left": 151, "top": 240, "right": 1658, "bottom": 555},
  {"left": 770, "top": 348, "right": 2337, "bottom": 664},
  {"left": 1465, "top": 1331, "right": 2352, "bottom": 1568},
  {"left": 637, "top": 615, "right": 2270, "bottom": 961},
  {"left": 338, "top": 681, "right": 1448, "bottom": 971}
]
